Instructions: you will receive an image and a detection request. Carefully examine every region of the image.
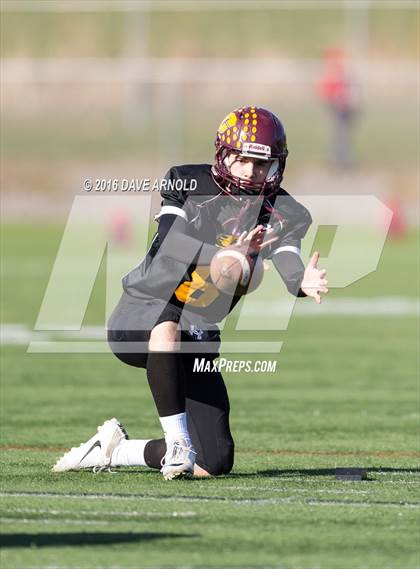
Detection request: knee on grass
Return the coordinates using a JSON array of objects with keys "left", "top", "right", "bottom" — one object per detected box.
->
[{"left": 201, "top": 442, "right": 235, "bottom": 476}]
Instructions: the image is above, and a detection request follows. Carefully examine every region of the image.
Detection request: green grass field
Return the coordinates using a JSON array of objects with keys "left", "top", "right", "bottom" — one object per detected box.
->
[{"left": 1, "top": 223, "right": 419, "bottom": 569}]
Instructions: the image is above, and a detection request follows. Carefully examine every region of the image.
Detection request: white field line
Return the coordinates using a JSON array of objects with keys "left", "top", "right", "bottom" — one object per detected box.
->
[
  {"left": 1, "top": 297, "right": 419, "bottom": 345},
  {"left": 0, "top": 491, "right": 203, "bottom": 503},
  {"left": 0, "top": 562, "right": 257, "bottom": 569},
  {"left": 221, "top": 486, "right": 370, "bottom": 494},
  {"left": 244, "top": 478, "right": 420, "bottom": 485},
  {"left": 300, "top": 500, "right": 419, "bottom": 509},
  {"left": 1, "top": 492, "right": 418, "bottom": 509},
  {"left": 6, "top": 507, "right": 196, "bottom": 518},
  {"left": 246, "top": 297, "right": 420, "bottom": 317},
  {"left": 0, "top": 324, "right": 107, "bottom": 345},
  {"left": 375, "top": 480, "right": 420, "bottom": 485},
  {"left": 0, "top": 517, "right": 112, "bottom": 526},
  {"left": 224, "top": 477, "right": 420, "bottom": 485}
]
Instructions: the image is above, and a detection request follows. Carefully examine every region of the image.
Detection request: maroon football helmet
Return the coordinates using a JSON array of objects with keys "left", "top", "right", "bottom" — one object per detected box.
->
[{"left": 211, "top": 106, "right": 288, "bottom": 197}]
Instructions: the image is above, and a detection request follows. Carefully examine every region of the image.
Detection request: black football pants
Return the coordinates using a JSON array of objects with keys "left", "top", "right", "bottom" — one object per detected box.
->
[
  {"left": 143, "top": 353, "right": 234, "bottom": 475},
  {"left": 108, "top": 331, "right": 235, "bottom": 476}
]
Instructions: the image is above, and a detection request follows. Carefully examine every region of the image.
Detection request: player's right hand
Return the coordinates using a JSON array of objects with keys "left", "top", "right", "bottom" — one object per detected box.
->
[{"left": 236, "top": 225, "right": 279, "bottom": 255}]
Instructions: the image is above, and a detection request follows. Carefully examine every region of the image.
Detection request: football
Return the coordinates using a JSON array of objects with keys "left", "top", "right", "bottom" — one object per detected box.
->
[{"left": 210, "top": 246, "right": 264, "bottom": 296}]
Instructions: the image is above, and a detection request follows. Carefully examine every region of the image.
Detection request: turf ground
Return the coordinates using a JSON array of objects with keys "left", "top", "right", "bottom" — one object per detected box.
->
[{"left": 1, "top": 224, "right": 419, "bottom": 569}]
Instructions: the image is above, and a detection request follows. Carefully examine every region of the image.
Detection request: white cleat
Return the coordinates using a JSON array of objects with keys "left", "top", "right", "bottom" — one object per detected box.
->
[
  {"left": 160, "top": 439, "right": 196, "bottom": 481},
  {"left": 52, "top": 418, "right": 128, "bottom": 473}
]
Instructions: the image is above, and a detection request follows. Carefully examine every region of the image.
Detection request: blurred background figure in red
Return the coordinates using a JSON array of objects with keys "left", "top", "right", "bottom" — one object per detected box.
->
[
  {"left": 318, "top": 48, "right": 360, "bottom": 170},
  {"left": 108, "top": 207, "right": 133, "bottom": 248},
  {"left": 384, "top": 194, "right": 407, "bottom": 240}
]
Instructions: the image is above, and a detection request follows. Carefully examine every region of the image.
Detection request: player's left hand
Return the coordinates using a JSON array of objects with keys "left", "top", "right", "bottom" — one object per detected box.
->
[{"left": 301, "top": 251, "right": 329, "bottom": 304}]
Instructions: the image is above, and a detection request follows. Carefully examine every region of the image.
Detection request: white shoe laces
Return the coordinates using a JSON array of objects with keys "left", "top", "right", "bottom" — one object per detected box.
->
[
  {"left": 161, "top": 441, "right": 196, "bottom": 467},
  {"left": 93, "top": 465, "right": 116, "bottom": 474}
]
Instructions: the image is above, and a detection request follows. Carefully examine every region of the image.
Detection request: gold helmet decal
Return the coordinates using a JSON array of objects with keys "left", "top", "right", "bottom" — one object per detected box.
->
[
  {"left": 217, "top": 107, "right": 261, "bottom": 149},
  {"left": 217, "top": 112, "right": 238, "bottom": 139}
]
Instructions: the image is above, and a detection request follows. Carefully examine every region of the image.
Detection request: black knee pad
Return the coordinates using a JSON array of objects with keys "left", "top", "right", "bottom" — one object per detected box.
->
[{"left": 205, "top": 440, "right": 235, "bottom": 476}]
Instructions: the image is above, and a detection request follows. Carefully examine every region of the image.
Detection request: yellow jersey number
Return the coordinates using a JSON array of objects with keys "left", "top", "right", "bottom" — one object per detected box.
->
[{"left": 175, "top": 267, "right": 220, "bottom": 307}]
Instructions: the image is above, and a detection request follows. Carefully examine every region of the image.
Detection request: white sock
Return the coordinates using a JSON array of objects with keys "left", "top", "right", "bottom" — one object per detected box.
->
[
  {"left": 159, "top": 412, "right": 191, "bottom": 444},
  {"left": 110, "top": 439, "right": 151, "bottom": 467}
]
